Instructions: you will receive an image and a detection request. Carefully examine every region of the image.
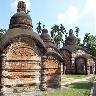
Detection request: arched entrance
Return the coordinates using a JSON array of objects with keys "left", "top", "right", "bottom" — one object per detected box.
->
[{"left": 75, "top": 57, "right": 87, "bottom": 74}]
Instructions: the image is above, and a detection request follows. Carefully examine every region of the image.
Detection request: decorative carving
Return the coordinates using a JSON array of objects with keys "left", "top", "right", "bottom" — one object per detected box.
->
[
  {"left": 73, "top": 49, "right": 86, "bottom": 58},
  {"left": 5, "top": 36, "right": 42, "bottom": 60},
  {"left": 6, "top": 42, "right": 39, "bottom": 60}
]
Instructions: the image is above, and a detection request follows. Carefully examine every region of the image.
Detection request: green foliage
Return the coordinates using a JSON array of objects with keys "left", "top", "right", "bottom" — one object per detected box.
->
[
  {"left": 82, "top": 33, "right": 96, "bottom": 56},
  {"left": 43, "top": 81, "right": 92, "bottom": 96},
  {"left": 77, "top": 38, "right": 81, "bottom": 45},
  {"left": 51, "top": 24, "right": 59, "bottom": 38},
  {"left": 50, "top": 24, "right": 66, "bottom": 48},
  {"left": 0, "top": 29, "right": 6, "bottom": 40},
  {"left": 36, "top": 21, "right": 45, "bottom": 34},
  {"left": 74, "top": 27, "right": 81, "bottom": 46},
  {"left": 36, "top": 21, "right": 42, "bottom": 34},
  {"left": 63, "top": 74, "right": 86, "bottom": 79},
  {"left": 75, "top": 27, "right": 80, "bottom": 37}
]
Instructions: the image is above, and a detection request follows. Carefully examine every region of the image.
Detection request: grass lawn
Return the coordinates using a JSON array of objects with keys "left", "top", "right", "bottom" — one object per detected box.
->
[
  {"left": 43, "top": 81, "right": 92, "bottom": 96},
  {"left": 63, "top": 74, "right": 87, "bottom": 79}
]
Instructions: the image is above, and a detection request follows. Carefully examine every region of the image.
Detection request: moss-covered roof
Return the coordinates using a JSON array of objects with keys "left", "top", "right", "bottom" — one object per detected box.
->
[{"left": 0, "top": 28, "right": 46, "bottom": 51}]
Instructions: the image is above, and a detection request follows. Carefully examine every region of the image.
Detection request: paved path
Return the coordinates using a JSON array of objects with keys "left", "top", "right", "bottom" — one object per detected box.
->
[
  {"left": 92, "top": 81, "right": 96, "bottom": 96},
  {"left": 61, "top": 75, "right": 93, "bottom": 86},
  {"left": 61, "top": 75, "right": 96, "bottom": 96}
]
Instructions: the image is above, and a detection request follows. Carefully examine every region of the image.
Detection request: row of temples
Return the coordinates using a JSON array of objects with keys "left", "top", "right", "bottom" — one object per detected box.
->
[{"left": 0, "top": 1, "right": 96, "bottom": 96}]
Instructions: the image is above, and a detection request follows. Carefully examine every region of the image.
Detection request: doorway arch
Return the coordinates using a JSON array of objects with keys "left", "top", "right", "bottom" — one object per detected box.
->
[{"left": 75, "top": 57, "right": 87, "bottom": 74}]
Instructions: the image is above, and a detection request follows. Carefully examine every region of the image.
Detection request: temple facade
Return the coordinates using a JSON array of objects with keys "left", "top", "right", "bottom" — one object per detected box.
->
[{"left": 60, "top": 29, "right": 96, "bottom": 75}]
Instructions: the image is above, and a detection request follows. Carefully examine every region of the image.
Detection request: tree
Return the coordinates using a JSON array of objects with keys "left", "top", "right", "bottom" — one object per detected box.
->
[
  {"left": 60, "top": 24, "right": 67, "bottom": 38},
  {"left": 0, "top": 29, "right": 6, "bottom": 40},
  {"left": 51, "top": 24, "right": 59, "bottom": 38},
  {"left": 82, "top": 33, "right": 96, "bottom": 56},
  {"left": 75, "top": 27, "right": 80, "bottom": 37},
  {"left": 50, "top": 24, "right": 65, "bottom": 48},
  {"left": 36, "top": 22, "right": 46, "bottom": 35},
  {"left": 75, "top": 27, "right": 81, "bottom": 45},
  {"left": 36, "top": 21, "right": 42, "bottom": 34}
]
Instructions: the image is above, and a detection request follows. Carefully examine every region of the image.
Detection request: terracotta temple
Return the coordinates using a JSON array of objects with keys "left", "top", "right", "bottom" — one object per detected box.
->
[{"left": 60, "top": 29, "right": 96, "bottom": 75}]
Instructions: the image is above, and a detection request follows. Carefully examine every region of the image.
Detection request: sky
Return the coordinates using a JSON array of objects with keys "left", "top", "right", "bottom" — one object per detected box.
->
[{"left": 0, "top": 0, "right": 96, "bottom": 41}]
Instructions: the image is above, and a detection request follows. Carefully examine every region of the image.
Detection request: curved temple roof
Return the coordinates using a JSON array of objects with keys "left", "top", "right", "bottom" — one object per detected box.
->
[
  {"left": 9, "top": 1, "right": 33, "bottom": 30},
  {"left": 0, "top": 28, "right": 46, "bottom": 51},
  {"left": 40, "top": 29, "right": 63, "bottom": 61}
]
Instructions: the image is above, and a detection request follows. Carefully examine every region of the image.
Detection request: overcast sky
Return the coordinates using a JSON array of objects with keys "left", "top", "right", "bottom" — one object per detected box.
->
[{"left": 0, "top": 0, "right": 96, "bottom": 40}]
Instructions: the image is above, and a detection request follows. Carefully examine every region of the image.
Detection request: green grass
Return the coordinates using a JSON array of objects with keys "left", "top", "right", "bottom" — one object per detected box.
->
[
  {"left": 63, "top": 74, "right": 86, "bottom": 79},
  {"left": 43, "top": 81, "right": 92, "bottom": 96}
]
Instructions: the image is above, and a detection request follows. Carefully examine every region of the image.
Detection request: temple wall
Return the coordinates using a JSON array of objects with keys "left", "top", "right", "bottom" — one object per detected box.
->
[
  {"left": 46, "top": 56, "right": 61, "bottom": 88},
  {"left": 60, "top": 50, "right": 71, "bottom": 74},
  {"left": 61, "top": 49, "right": 91, "bottom": 74},
  {"left": 1, "top": 40, "right": 42, "bottom": 95}
]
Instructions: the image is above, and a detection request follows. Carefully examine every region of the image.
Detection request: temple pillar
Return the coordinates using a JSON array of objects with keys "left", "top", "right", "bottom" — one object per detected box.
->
[
  {"left": 0, "top": 53, "right": 6, "bottom": 96},
  {"left": 40, "top": 56, "right": 47, "bottom": 91},
  {"left": 61, "top": 62, "right": 64, "bottom": 74}
]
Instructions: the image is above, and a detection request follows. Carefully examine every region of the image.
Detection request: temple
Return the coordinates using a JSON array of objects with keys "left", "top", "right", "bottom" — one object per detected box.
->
[
  {"left": 0, "top": 1, "right": 96, "bottom": 96},
  {"left": 60, "top": 29, "right": 96, "bottom": 75},
  {"left": 0, "top": 1, "right": 63, "bottom": 95}
]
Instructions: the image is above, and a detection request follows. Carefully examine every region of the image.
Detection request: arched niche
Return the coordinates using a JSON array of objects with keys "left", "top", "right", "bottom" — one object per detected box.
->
[
  {"left": 1, "top": 36, "right": 43, "bottom": 93},
  {"left": 75, "top": 57, "right": 87, "bottom": 74}
]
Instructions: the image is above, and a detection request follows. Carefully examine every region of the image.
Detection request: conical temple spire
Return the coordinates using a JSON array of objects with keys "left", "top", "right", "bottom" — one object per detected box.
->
[
  {"left": 9, "top": 1, "right": 32, "bottom": 30},
  {"left": 17, "top": 1, "right": 26, "bottom": 13}
]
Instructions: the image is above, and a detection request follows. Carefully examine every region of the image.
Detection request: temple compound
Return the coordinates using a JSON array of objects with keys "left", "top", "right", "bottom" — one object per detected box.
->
[
  {"left": 0, "top": 1, "right": 63, "bottom": 96},
  {"left": 60, "top": 29, "right": 96, "bottom": 75},
  {"left": 0, "top": 1, "right": 96, "bottom": 96}
]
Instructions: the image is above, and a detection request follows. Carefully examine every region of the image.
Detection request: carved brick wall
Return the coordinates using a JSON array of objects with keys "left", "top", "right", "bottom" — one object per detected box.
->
[
  {"left": 46, "top": 56, "right": 61, "bottom": 88},
  {"left": 71, "top": 50, "right": 87, "bottom": 74},
  {"left": 1, "top": 37, "right": 42, "bottom": 95}
]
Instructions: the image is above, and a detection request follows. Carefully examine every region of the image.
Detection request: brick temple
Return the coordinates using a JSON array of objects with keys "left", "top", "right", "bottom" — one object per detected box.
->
[
  {"left": 60, "top": 29, "right": 96, "bottom": 75},
  {"left": 0, "top": 1, "right": 96, "bottom": 96}
]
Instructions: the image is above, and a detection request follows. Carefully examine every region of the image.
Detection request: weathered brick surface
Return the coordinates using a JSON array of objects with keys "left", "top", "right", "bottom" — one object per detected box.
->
[
  {"left": 46, "top": 56, "right": 61, "bottom": 88},
  {"left": 61, "top": 49, "right": 95, "bottom": 74},
  {"left": 1, "top": 40, "right": 41, "bottom": 96}
]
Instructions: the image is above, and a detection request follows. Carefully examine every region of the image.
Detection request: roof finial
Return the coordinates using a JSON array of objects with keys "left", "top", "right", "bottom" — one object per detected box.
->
[
  {"left": 17, "top": 1, "right": 26, "bottom": 13},
  {"left": 69, "top": 29, "right": 73, "bottom": 36}
]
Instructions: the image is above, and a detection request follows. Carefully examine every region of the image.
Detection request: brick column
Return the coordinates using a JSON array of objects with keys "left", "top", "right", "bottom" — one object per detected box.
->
[
  {"left": 40, "top": 56, "right": 47, "bottom": 91},
  {"left": 0, "top": 53, "right": 6, "bottom": 96},
  {"left": 61, "top": 62, "right": 63, "bottom": 74}
]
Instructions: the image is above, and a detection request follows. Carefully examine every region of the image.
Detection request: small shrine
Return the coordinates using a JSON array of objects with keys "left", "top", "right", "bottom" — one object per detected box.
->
[{"left": 60, "top": 29, "right": 95, "bottom": 75}]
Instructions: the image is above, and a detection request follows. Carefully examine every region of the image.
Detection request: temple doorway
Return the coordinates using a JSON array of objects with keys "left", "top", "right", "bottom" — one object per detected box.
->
[{"left": 75, "top": 57, "right": 87, "bottom": 74}]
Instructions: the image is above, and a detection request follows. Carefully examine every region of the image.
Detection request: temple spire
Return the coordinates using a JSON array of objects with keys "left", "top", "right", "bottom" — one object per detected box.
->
[{"left": 17, "top": 1, "right": 26, "bottom": 13}]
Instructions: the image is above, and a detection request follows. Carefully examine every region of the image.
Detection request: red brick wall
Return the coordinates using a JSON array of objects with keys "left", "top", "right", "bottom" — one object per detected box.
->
[
  {"left": 46, "top": 56, "right": 61, "bottom": 88},
  {"left": 2, "top": 40, "right": 41, "bottom": 94}
]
